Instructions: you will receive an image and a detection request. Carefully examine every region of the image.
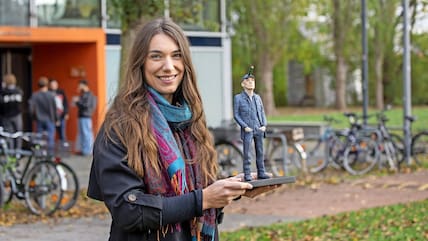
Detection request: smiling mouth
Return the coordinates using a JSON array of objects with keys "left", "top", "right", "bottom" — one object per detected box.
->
[{"left": 158, "top": 75, "right": 177, "bottom": 82}]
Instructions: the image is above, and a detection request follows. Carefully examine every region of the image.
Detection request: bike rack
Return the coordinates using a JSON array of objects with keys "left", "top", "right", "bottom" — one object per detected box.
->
[{"left": 266, "top": 131, "right": 289, "bottom": 175}]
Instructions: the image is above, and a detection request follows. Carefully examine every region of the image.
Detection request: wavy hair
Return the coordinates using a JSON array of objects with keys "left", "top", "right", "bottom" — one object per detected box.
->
[{"left": 103, "top": 18, "right": 217, "bottom": 185}]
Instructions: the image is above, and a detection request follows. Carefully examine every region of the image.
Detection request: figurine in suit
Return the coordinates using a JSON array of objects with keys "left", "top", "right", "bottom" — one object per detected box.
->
[{"left": 233, "top": 67, "right": 270, "bottom": 181}]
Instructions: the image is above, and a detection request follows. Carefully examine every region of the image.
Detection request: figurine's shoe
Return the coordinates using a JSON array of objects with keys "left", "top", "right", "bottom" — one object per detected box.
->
[
  {"left": 257, "top": 172, "right": 270, "bottom": 179},
  {"left": 244, "top": 174, "right": 252, "bottom": 182}
]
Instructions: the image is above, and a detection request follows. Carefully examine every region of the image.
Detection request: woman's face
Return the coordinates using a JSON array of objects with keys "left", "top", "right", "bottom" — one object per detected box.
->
[{"left": 144, "top": 33, "right": 184, "bottom": 103}]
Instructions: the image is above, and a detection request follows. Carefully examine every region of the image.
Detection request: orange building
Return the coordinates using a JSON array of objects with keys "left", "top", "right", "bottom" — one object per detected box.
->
[{"left": 0, "top": 26, "right": 106, "bottom": 142}]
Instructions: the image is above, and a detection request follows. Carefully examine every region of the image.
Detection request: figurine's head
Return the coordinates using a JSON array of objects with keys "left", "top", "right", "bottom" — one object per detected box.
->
[
  {"left": 241, "top": 74, "right": 255, "bottom": 91},
  {"left": 241, "top": 65, "right": 255, "bottom": 82}
]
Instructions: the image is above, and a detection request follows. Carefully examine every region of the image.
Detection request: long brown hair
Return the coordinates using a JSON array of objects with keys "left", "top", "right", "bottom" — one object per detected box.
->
[{"left": 103, "top": 18, "right": 217, "bottom": 185}]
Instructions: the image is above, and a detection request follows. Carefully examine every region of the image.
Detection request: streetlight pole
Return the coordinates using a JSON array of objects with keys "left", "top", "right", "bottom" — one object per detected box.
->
[
  {"left": 402, "top": 0, "right": 412, "bottom": 165},
  {"left": 361, "top": 0, "right": 369, "bottom": 126}
]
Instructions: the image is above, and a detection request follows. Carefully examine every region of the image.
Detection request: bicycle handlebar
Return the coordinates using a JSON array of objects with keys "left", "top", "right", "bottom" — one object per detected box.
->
[
  {"left": 0, "top": 127, "right": 24, "bottom": 139},
  {"left": 404, "top": 115, "right": 416, "bottom": 122},
  {"left": 323, "top": 115, "right": 341, "bottom": 125},
  {"left": 0, "top": 126, "right": 47, "bottom": 143}
]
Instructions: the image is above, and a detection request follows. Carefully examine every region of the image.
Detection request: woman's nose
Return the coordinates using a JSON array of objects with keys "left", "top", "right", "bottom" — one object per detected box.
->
[{"left": 163, "top": 56, "right": 174, "bottom": 71}]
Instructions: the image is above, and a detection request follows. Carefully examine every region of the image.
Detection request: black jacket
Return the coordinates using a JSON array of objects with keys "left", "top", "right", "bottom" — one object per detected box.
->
[
  {"left": 76, "top": 91, "right": 96, "bottom": 118},
  {"left": 87, "top": 125, "right": 221, "bottom": 241},
  {"left": 0, "top": 86, "right": 23, "bottom": 118}
]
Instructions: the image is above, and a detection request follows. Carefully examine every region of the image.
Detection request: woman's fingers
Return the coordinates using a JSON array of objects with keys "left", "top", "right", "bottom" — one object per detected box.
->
[{"left": 202, "top": 179, "right": 253, "bottom": 209}]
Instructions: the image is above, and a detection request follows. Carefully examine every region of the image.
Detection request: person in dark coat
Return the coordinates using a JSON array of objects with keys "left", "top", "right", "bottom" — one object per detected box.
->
[
  {"left": 233, "top": 68, "right": 270, "bottom": 181},
  {"left": 72, "top": 79, "right": 96, "bottom": 156},
  {"left": 0, "top": 73, "right": 23, "bottom": 149},
  {"left": 29, "top": 76, "right": 58, "bottom": 154},
  {"left": 87, "top": 18, "right": 256, "bottom": 241}
]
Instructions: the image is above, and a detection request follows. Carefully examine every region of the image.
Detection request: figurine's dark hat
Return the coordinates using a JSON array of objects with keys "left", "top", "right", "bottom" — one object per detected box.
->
[
  {"left": 241, "top": 73, "right": 255, "bottom": 81},
  {"left": 241, "top": 65, "right": 255, "bottom": 82}
]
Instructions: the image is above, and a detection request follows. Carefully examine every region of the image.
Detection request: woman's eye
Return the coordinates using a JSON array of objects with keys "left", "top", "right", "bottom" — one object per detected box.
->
[
  {"left": 150, "top": 54, "right": 162, "bottom": 60},
  {"left": 172, "top": 52, "right": 182, "bottom": 59}
]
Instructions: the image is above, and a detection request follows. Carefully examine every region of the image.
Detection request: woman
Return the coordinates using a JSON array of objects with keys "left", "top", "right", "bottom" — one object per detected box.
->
[{"left": 87, "top": 18, "right": 253, "bottom": 241}]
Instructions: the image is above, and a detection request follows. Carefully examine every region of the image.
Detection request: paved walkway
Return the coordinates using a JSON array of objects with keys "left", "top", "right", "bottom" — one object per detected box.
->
[{"left": 1, "top": 154, "right": 427, "bottom": 240}]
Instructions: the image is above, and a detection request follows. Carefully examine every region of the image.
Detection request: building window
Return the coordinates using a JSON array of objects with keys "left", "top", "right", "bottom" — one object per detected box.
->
[
  {"left": 105, "top": 0, "right": 220, "bottom": 32},
  {"left": 170, "top": 0, "right": 220, "bottom": 32},
  {"left": 0, "top": 0, "right": 29, "bottom": 26},
  {"left": 36, "top": 0, "right": 101, "bottom": 27},
  {"left": 106, "top": 0, "right": 120, "bottom": 29}
]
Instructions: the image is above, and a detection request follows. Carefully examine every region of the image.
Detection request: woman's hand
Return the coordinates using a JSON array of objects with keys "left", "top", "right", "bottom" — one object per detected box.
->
[{"left": 202, "top": 176, "right": 253, "bottom": 210}]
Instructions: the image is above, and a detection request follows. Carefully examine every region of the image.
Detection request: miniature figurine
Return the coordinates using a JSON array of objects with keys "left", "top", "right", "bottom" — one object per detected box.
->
[{"left": 233, "top": 66, "right": 270, "bottom": 181}]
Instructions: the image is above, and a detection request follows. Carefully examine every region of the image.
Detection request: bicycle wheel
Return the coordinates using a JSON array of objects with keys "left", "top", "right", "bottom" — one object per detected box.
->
[
  {"left": 55, "top": 162, "right": 79, "bottom": 211},
  {"left": 411, "top": 131, "right": 428, "bottom": 167},
  {"left": 381, "top": 140, "right": 400, "bottom": 171},
  {"left": 301, "top": 137, "right": 329, "bottom": 173},
  {"left": 390, "top": 134, "right": 404, "bottom": 166},
  {"left": 0, "top": 172, "right": 3, "bottom": 207},
  {"left": 24, "top": 161, "right": 63, "bottom": 215},
  {"left": 215, "top": 140, "right": 243, "bottom": 178},
  {"left": 267, "top": 143, "right": 303, "bottom": 177},
  {"left": 343, "top": 137, "right": 379, "bottom": 175},
  {"left": 1, "top": 168, "right": 14, "bottom": 204}
]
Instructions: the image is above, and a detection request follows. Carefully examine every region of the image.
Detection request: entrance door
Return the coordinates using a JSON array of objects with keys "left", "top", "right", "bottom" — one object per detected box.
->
[{"left": 0, "top": 47, "right": 32, "bottom": 131}]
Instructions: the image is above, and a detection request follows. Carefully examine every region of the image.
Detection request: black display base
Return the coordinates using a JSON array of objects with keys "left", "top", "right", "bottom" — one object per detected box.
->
[{"left": 247, "top": 176, "right": 296, "bottom": 188}]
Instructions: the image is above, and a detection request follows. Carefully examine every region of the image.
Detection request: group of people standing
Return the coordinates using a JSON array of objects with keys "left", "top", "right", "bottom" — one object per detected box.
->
[{"left": 0, "top": 74, "right": 96, "bottom": 156}]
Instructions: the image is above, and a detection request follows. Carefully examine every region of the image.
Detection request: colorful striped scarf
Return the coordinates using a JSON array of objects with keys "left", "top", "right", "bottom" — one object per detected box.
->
[{"left": 145, "top": 87, "right": 216, "bottom": 241}]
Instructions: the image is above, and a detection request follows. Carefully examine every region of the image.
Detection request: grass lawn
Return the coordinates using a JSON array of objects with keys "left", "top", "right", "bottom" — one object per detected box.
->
[
  {"left": 270, "top": 106, "right": 428, "bottom": 133},
  {"left": 220, "top": 199, "right": 428, "bottom": 241}
]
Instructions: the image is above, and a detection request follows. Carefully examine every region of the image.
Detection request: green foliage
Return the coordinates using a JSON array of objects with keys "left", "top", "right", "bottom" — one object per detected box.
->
[
  {"left": 170, "top": 0, "right": 220, "bottom": 31},
  {"left": 410, "top": 34, "right": 428, "bottom": 105},
  {"left": 109, "top": 0, "right": 164, "bottom": 32},
  {"left": 228, "top": 0, "right": 320, "bottom": 105},
  {"left": 220, "top": 199, "right": 428, "bottom": 240}
]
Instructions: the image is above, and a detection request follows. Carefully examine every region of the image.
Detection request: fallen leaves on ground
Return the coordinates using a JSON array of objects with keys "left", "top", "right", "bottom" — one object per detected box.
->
[{"left": 0, "top": 189, "right": 108, "bottom": 227}]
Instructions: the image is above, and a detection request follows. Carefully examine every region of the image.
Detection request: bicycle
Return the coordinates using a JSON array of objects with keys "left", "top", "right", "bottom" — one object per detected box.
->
[
  {"left": 0, "top": 170, "right": 4, "bottom": 207},
  {"left": 401, "top": 115, "right": 428, "bottom": 167},
  {"left": 368, "top": 110, "right": 404, "bottom": 171},
  {"left": 303, "top": 112, "right": 381, "bottom": 175},
  {"left": 301, "top": 116, "right": 348, "bottom": 174},
  {"left": 51, "top": 157, "right": 79, "bottom": 211},
  {"left": 263, "top": 128, "right": 305, "bottom": 177},
  {"left": 341, "top": 112, "right": 381, "bottom": 175},
  {"left": 0, "top": 128, "right": 63, "bottom": 215},
  {"left": 20, "top": 130, "right": 79, "bottom": 211}
]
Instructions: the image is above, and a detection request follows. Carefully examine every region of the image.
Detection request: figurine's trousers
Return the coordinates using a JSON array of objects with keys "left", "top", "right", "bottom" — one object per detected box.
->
[{"left": 242, "top": 131, "right": 266, "bottom": 175}]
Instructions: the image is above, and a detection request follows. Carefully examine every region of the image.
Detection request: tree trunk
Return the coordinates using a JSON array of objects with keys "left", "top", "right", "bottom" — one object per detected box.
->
[
  {"left": 118, "top": 29, "right": 134, "bottom": 86},
  {"left": 335, "top": 55, "right": 347, "bottom": 110},
  {"left": 258, "top": 53, "right": 277, "bottom": 116},
  {"left": 375, "top": 50, "right": 384, "bottom": 110},
  {"left": 332, "top": 0, "right": 347, "bottom": 110}
]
